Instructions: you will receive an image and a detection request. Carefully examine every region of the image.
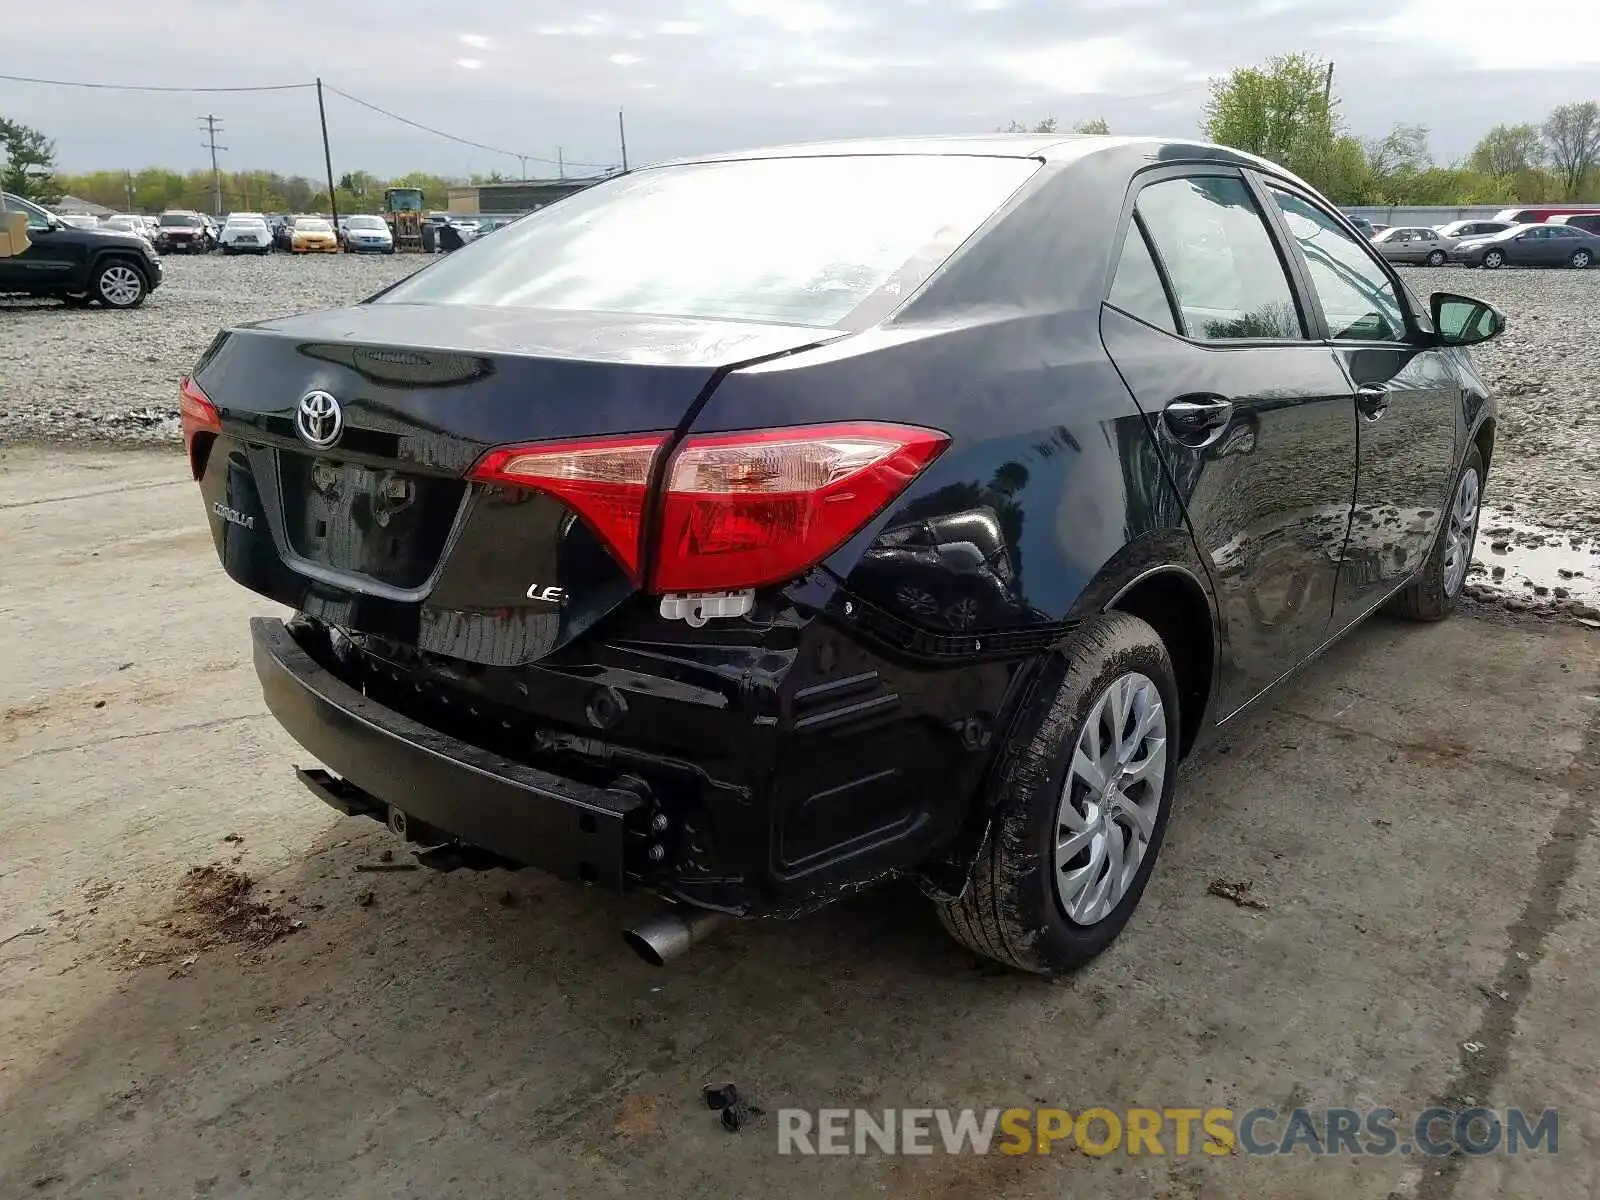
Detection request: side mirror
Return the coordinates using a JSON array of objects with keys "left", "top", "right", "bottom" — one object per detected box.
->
[{"left": 1431, "top": 293, "right": 1504, "bottom": 347}]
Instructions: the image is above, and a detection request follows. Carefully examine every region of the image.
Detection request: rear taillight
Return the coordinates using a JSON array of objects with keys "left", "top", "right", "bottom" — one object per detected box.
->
[
  {"left": 469, "top": 434, "right": 667, "bottom": 579},
  {"left": 653, "top": 423, "right": 949, "bottom": 592},
  {"left": 469, "top": 423, "right": 948, "bottom": 592},
  {"left": 179, "top": 376, "right": 221, "bottom": 480}
]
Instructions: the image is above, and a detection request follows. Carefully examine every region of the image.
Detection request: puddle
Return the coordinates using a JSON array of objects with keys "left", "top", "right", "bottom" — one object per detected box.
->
[{"left": 1467, "top": 508, "right": 1600, "bottom": 619}]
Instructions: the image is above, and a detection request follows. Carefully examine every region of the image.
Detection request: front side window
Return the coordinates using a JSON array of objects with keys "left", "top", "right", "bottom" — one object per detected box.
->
[
  {"left": 379, "top": 154, "right": 1041, "bottom": 328},
  {"left": 1134, "top": 175, "right": 1303, "bottom": 342},
  {"left": 1106, "top": 219, "right": 1177, "bottom": 333},
  {"left": 1269, "top": 188, "right": 1407, "bottom": 343},
  {"left": 4, "top": 193, "right": 52, "bottom": 229}
]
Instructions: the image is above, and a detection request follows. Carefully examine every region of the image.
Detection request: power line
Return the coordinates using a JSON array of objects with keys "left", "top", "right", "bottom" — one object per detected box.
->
[
  {"left": 0, "top": 72, "right": 312, "bottom": 93},
  {"left": 324, "top": 83, "right": 613, "bottom": 170}
]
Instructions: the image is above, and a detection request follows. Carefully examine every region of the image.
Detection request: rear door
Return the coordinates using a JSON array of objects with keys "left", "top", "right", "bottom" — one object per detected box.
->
[
  {"left": 1098, "top": 166, "right": 1358, "bottom": 715},
  {"left": 1258, "top": 179, "right": 1462, "bottom": 627}
]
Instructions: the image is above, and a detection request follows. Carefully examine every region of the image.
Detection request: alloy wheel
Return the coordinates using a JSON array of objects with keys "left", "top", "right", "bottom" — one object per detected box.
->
[
  {"left": 1573, "top": 250, "right": 1593, "bottom": 269},
  {"left": 1443, "top": 466, "right": 1481, "bottom": 598},
  {"left": 1055, "top": 671, "right": 1168, "bottom": 926},
  {"left": 98, "top": 265, "right": 144, "bottom": 307}
]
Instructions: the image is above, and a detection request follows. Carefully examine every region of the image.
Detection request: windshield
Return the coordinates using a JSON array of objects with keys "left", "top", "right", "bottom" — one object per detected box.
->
[
  {"left": 379, "top": 154, "right": 1040, "bottom": 327},
  {"left": 296, "top": 219, "right": 332, "bottom": 232},
  {"left": 160, "top": 214, "right": 201, "bottom": 227},
  {"left": 346, "top": 216, "right": 386, "bottom": 229}
]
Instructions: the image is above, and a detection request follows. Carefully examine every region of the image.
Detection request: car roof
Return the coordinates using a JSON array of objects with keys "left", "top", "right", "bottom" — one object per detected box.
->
[{"left": 654, "top": 133, "right": 1313, "bottom": 185}]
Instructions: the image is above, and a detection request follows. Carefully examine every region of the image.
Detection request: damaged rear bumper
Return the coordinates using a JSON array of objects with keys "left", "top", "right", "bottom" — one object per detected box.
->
[{"left": 251, "top": 616, "right": 645, "bottom": 887}]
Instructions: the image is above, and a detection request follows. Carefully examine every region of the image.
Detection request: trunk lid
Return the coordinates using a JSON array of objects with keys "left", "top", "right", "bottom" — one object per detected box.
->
[{"left": 194, "top": 304, "right": 837, "bottom": 664}]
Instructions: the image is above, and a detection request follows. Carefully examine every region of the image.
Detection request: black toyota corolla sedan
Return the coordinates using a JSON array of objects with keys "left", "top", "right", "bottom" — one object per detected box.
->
[{"left": 182, "top": 136, "right": 1503, "bottom": 974}]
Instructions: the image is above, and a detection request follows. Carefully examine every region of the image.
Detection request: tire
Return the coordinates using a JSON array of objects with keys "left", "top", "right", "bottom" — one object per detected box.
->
[
  {"left": 937, "top": 611, "right": 1181, "bottom": 974},
  {"left": 1571, "top": 250, "right": 1594, "bottom": 269},
  {"left": 221, "top": 247, "right": 234, "bottom": 256},
  {"left": 1387, "top": 446, "right": 1484, "bottom": 622},
  {"left": 1427, "top": 249, "right": 1447, "bottom": 267},
  {"left": 1483, "top": 250, "right": 1505, "bottom": 269},
  {"left": 92, "top": 259, "right": 148, "bottom": 309},
  {"left": 62, "top": 293, "right": 92, "bottom": 308}
]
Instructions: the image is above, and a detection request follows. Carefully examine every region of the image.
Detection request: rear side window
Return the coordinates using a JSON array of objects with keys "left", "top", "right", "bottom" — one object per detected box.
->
[
  {"left": 1134, "top": 176, "right": 1304, "bottom": 342},
  {"left": 1106, "top": 220, "right": 1177, "bottom": 333},
  {"left": 1269, "top": 189, "right": 1408, "bottom": 343},
  {"left": 377, "top": 155, "right": 1040, "bottom": 327}
]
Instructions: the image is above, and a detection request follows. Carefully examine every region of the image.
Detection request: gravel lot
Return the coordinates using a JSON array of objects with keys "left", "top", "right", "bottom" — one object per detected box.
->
[{"left": 3, "top": 253, "right": 1597, "bottom": 543}]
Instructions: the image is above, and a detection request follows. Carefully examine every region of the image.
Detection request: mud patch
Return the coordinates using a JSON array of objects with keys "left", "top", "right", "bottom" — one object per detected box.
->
[
  {"left": 1467, "top": 508, "right": 1600, "bottom": 623},
  {"left": 121, "top": 865, "right": 300, "bottom": 970}
]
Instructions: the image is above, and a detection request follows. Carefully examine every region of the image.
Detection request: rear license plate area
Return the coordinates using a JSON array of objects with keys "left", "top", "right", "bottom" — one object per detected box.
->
[{"left": 277, "top": 453, "right": 466, "bottom": 590}]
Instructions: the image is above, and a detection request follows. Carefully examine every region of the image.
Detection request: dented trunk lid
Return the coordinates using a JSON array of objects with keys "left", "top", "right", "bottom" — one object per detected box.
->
[{"left": 192, "top": 303, "right": 836, "bottom": 664}]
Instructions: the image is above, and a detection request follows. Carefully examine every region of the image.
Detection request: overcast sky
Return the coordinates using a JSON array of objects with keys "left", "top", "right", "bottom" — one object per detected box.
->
[{"left": 5, "top": 0, "right": 1598, "bottom": 180}]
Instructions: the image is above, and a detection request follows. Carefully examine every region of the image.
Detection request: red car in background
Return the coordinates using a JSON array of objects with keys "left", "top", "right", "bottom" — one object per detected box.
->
[{"left": 1495, "top": 206, "right": 1600, "bottom": 224}]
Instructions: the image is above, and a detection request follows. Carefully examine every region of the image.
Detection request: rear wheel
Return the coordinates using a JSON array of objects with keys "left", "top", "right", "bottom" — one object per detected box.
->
[
  {"left": 93, "top": 260, "right": 148, "bottom": 309},
  {"left": 1388, "top": 446, "right": 1483, "bottom": 622},
  {"left": 937, "top": 612, "right": 1180, "bottom": 974},
  {"left": 1571, "top": 249, "right": 1594, "bottom": 269},
  {"left": 1483, "top": 249, "right": 1506, "bottom": 269},
  {"left": 1427, "top": 249, "right": 1447, "bottom": 266}
]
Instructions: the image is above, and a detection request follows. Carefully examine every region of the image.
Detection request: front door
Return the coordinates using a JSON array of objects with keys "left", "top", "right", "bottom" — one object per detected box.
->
[
  {"left": 1260, "top": 182, "right": 1464, "bottom": 626},
  {"left": 0, "top": 194, "right": 77, "bottom": 289},
  {"left": 1099, "top": 168, "right": 1358, "bottom": 715}
]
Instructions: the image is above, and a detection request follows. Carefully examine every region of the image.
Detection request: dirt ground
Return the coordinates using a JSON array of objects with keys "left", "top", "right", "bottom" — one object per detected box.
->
[{"left": 1, "top": 444, "right": 1597, "bottom": 1200}]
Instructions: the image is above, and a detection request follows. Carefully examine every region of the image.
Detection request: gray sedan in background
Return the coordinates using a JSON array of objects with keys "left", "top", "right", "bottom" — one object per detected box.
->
[
  {"left": 1451, "top": 223, "right": 1600, "bottom": 269},
  {"left": 1372, "top": 225, "right": 1455, "bottom": 266}
]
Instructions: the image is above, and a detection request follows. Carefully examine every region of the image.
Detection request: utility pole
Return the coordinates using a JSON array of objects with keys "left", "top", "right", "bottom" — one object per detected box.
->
[
  {"left": 517, "top": 154, "right": 528, "bottom": 181},
  {"left": 1322, "top": 62, "right": 1335, "bottom": 126},
  {"left": 557, "top": 147, "right": 565, "bottom": 180},
  {"left": 618, "top": 108, "right": 628, "bottom": 173},
  {"left": 124, "top": 170, "right": 134, "bottom": 212},
  {"left": 315, "top": 78, "right": 341, "bottom": 245},
  {"left": 197, "top": 114, "right": 227, "bottom": 215}
]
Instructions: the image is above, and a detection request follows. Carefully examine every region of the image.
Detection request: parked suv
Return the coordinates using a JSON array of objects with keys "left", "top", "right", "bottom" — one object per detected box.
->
[
  {"left": 184, "top": 138, "right": 1503, "bottom": 974},
  {"left": 1, "top": 191, "right": 163, "bottom": 308},
  {"left": 157, "top": 211, "right": 213, "bottom": 254}
]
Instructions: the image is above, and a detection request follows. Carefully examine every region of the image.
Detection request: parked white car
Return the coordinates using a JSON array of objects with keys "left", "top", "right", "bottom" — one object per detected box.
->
[
  {"left": 220, "top": 213, "right": 272, "bottom": 256},
  {"left": 341, "top": 214, "right": 395, "bottom": 254},
  {"left": 102, "top": 214, "right": 155, "bottom": 245}
]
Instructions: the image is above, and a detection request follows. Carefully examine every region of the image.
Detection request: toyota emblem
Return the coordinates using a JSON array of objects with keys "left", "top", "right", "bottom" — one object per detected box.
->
[{"left": 295, "top": 390, "right": 343, "bottom": 449}]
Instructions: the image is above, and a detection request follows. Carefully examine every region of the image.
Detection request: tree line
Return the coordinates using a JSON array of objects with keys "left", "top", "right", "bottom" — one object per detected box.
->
[
  {"left": 7, "top": 55, "right": 1599, "bottom": 214},
  {"left": 1200, "top": 53, "right": 1599, "bottom": 205}
]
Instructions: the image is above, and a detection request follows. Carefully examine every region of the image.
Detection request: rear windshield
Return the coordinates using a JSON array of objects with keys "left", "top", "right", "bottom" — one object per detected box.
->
[
  {"left": 160, "top": 214, "right": 201, "bottom": 227},
  {"left": 377, "top": 154, "right": 1040, "bottom": 327}
]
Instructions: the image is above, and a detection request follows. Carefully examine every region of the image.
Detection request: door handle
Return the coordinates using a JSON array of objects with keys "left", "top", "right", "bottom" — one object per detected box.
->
[
  {"left": 1163, "top": 395, "right": 1234, "bottom": 447},
  {"left": 1356, "top": 385, "right": 1390, "bottom": 421}
]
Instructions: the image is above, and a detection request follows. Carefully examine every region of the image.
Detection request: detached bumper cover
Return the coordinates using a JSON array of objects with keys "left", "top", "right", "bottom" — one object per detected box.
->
[{"left": 251, "top": 617, "right": 643, "bottom": 886}]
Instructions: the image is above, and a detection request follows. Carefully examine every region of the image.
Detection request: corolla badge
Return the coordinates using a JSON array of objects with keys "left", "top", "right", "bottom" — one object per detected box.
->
[{"left": 295, "top": 390, "right": 343, "bottom": 449}]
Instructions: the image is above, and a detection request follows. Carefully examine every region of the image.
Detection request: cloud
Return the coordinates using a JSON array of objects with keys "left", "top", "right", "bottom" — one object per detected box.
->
[{"left": 3, "top": 0, "right": 1593, "bottom": 179}]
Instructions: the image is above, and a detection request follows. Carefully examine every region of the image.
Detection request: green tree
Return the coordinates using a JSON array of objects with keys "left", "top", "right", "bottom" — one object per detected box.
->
[
  {"left": 1469, "top": 123, "right": 1545, "bottom": 178},
  {"left": 1542, "top": 101, "right": 1600, "bottom": 198},
  {"left": 1202, "top": 53, "right": 1373, "bottom": 200},
  {"left": 0, "top": 116, "right": 58, "bottom": 203},
  {"left": 1000, "top": 117, "right": 1058, "bottom": 134},
  {"left": 1072, "top": 117, "right": 1111, "bottom": 135}
]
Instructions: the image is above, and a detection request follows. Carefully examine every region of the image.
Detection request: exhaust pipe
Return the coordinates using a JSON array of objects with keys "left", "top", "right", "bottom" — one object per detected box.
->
[{"left": 623, "top": 906, "right": 730, "bottom": 966}]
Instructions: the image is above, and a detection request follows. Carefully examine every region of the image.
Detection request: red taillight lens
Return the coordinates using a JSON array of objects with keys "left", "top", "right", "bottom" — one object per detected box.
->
[
  {"left": 652, "top": 422, "right": 949, "bottom": 592},
  {"left": 469, "top": 434, "right": 667, "bottom": 579},
  {"left": 467, "top": 422, "right": 948, "bottom": 593},
  {"left": 179, "top": 376, "right": 221, "bottom": 480}
]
